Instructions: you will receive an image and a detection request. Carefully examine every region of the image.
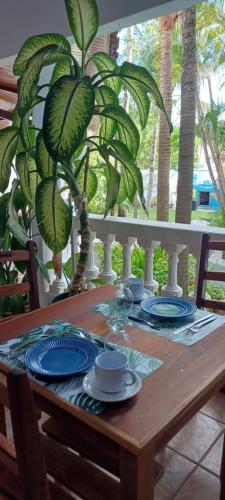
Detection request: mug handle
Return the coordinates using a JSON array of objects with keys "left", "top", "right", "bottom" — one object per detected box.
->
[{"left": 123, "top": 369, "right": 136, "bottom": 386}]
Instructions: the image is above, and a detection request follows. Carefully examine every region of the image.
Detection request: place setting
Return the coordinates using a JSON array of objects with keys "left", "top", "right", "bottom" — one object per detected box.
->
[
  {"left": 91, "top": 277, "right": 225, "bottom": 346},
  {"left": 0, "top": 319, "right": 163, "bottom": 413}
]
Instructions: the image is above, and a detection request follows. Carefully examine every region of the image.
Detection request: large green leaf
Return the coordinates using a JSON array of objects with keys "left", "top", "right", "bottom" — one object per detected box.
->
[
  {"left": 122, "top": 168, "right": 137, "bottom": 203},
  {"left": 16, "top": 154, "right": 39, "bottom": 208},
  {"left": 77, "top": 168, "right": 98, "bottom": 202},
  {"left": 103, "top": 142, "right": 145, "bottom": 209},
  {"left": 108, "top": 140, "right": 134, "bottom": 163},
  {"left": 65, "top": 0, "right": 98, "bottom": 53},
  {"left": 7, "top": 180, "right": 29, "bottom": 247},
  {"left": 18, "top": 45, "right": 57, "bottom": 117},
  {"left": 119, "top": 68, "right": 150, "bottom": 129},
  {"left": 120, "top": 62, "right": 173, "bottom": 132},
  {"left": 16, "top": 153, "right": 34, "bottom": 207},
  {"left": 35, "top": 177, "right": 72, "bottom": 252},
  {"left": 91, "top": 52, "right": 121, "bottom": 94},
  {"left": 100, "top": 150, "right": 120, "bottom": 216},
  {"left": 117, "top": 171, "right": 128, "bottom": 205},
  {"left": 50, "top": 58, "right": 72, "bottom": 86},
  {"left": 14, "top": 34, "right": 71, "bottom": 75},
  {"left": 43, "top": 75, "right": 95, "bottom": 161},
  {"left": 0, "top": 127, "right": 19, "bottom": 193},
  {"left": 104, "top": 161, "right": 121, "bottom": 216},
  {"left": 98, "top": 105, "right": 139, "bottom": 159},
  {"left": 0, "top": 193, "right": 10, "bottom": 238},
  {"left": 20, "top": 119, "right": 36, "bottom": 152},
  {"left": 96, "top": 86, "right": 119, "bottom": 141},
  {"left": 95, "top": 86, "right": 119, "bottom": 107},
  {"left": 124, "top": 162, "right": 146, "bottom": 210},
  {"left": 35, "top": 132, "right": 56, "bottom": 179}
]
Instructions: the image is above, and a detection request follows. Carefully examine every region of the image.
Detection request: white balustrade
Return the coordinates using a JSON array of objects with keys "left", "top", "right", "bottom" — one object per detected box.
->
[
  {"left": 97, "top": 233, "right": 117, "bottom": 283},
  {"left": 161, "top": 243, "right": 186, "bottom": 297},
  {"left": 139, "top": 240, "right": 160, "bottom": 292},
  {"left": 85, "top": 232, "right": 99, "bottom": 288},
  {"left": 117, "top": 236, "right": 136, "bottom": 279},
  {"left": 38, "top": 214, "right": 225, "bottom": 303}
]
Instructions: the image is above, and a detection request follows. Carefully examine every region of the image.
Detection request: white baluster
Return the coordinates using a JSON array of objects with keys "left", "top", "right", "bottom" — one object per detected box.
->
[
  {"left": 117, "top": 237, "right": 136, "bottom": 279},
  {"left": 139, "top": 240, "right": 160, "bottom": 293},
  {"left": 161, "top": 243, "right": 186, "bottom": 297},
  {"left": 98, "top": 234, "right": 117, "bottom": 283},
  {"left": 48, "top": 277, "right": 67, "bottom": 301},
  {"left": 85, "top": 232, "right": 99, "bottom": 289}
]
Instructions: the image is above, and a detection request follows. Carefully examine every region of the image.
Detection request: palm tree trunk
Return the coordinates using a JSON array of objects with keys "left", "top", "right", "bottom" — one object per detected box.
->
[
  {"left": 175, "top": 7, "right": 196, "bottom": 296},
  {"left": 146, "top": 127, "right": 157, "bottom": 210},
  {"left": 157, "top": 13, "right": 177, "bottom": 221},
  {"left": 176, "top": 7, "right": 197, "bottom": 225}
]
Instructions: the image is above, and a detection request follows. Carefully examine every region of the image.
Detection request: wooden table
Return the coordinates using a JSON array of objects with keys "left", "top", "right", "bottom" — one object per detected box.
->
[{"left": 1, "top": 285, "right": 225, "bottom": 500}]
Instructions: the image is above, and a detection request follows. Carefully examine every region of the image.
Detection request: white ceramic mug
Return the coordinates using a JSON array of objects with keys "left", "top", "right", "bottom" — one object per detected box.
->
[
  {"left": 94, "top": 351, "right": 136, "bottom": 393},
  {"left": 128, "top": 277, "right": 144, "bottom": 300}
]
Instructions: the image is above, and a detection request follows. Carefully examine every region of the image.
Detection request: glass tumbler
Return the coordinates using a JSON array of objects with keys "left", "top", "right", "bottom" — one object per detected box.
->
[{"left": 107, "top": 281, "right": 133, "bottom": 334}]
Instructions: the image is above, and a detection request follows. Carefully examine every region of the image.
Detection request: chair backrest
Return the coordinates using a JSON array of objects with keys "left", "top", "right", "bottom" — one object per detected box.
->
[
  {"left": 0, "top": 240, "right": 40, "bottom": 312},
  {"left": 196, "top": 233, "right": 225, "bottom": 311},
  {"left": 0, "top": 362, "right": 120, "bottom": 500}
]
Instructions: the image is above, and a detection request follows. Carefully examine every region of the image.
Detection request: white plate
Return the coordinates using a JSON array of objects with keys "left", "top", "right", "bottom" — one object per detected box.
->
[{"left": 82, "top": 369, "right": 142, "bottom": 402}]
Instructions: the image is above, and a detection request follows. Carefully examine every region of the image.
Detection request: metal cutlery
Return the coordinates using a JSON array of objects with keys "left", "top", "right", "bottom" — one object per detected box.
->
[
  {"left": 128, "top": 315, "right": 160, "bottom": 330},
  {"left": 173, "top": 313, "right": 215, "bottom": 336},
  {"left": 185, "top": 315, "right": 217, "bottom": 335}
]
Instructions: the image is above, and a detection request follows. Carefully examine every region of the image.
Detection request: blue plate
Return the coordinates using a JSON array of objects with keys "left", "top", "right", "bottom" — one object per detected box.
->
[
  {"left": 140, "top": 296, "right": 197, "bottom": 319},
  {"left": 25, "top": 336, "right": 99, "bottom": 377}
]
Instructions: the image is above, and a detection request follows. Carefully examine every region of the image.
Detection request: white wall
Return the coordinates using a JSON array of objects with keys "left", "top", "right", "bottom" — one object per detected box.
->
[{"left": 1, "top": 0, "right": 198, "bottom": 62}]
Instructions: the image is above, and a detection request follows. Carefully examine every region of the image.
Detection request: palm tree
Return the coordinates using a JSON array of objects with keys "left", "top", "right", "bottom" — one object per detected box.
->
[
  {"left": 175, "top": 7, "right": 196, "bottom": 225},
  {"left": 157, "top": 13, "right": 178, "bottom": 221},
  {"left": 175, "top": 7, "right": 197, "bottom": 295}
]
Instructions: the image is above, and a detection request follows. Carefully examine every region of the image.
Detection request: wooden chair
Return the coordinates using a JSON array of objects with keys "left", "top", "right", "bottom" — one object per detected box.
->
[
  {"left": 196, "top": 233, "right": 225, "bottom": 311},
  {"left": 0, "top": 240, "right": 40, "bottom": 315},
  {"left": 0, "top": 362, "right": 164, "bottom": 500}
]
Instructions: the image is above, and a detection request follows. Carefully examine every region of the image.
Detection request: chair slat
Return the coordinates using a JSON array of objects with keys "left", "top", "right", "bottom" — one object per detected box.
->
[
  {"left": 43, "top": 416, "right": 120, "bottom": 475},
  {"left": 0, "top": 250, "right": 30, "bottom": 263},
  {"left": 201, "top": 299, "right": 225, "bottom": 311},
  {"left": 208, "top": 241, "right": 225, "bottom": 251},
  {"left": 43, "top": 434, "right": 120, "bottom": 500},
  {"left": 204, "top": 271, "right": 225, "bottom": 282},
  {"left": 0, "top": 282, "right": 31, "bottom": 297}
]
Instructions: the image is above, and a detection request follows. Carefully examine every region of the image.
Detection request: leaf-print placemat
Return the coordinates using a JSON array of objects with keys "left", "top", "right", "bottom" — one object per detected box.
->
[
  {"left": 0, "top": 320, "right": 163, "bottom": 415},
  {"left": 91, "top": 300, "right": 225, "bottom": 346}
]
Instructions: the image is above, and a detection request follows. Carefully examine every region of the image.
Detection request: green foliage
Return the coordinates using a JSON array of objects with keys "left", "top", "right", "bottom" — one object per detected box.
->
[
  {"left": 0, "top": 0, "right": 168, "bottom": 296},
  {"left": 95, "top": 241, "right": 225, "bottom": 300}
]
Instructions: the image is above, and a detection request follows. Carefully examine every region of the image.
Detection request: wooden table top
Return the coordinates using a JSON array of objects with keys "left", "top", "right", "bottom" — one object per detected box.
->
[{"left": 1, "top": 285, "right": 225, "bottom": 455}]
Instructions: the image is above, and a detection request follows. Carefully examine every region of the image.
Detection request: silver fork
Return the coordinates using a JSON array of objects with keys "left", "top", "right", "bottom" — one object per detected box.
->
[{"left": 185, "top": 315, "right": 216, "bottom": 335}]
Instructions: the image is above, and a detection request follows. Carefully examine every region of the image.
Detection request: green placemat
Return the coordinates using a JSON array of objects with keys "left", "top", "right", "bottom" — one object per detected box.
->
[
  {"left": 91, "top": 300, "right": 225, "bottom": 346},
  {"left": 0, "top": 320, "right": 163, "bottom": 415}
]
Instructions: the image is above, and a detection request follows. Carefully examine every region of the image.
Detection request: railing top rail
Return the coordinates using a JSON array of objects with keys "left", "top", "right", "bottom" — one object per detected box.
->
[{"left": 73, "top": 214, "right": 225, "bottom": 247}]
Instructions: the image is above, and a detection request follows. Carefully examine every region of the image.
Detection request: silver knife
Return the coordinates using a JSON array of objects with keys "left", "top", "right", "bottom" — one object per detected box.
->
[{"left": 173, "top": 313, "right": 215, "bottom": 335}]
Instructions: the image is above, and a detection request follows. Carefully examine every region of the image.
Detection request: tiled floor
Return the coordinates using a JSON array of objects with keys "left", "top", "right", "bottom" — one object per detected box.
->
[{"left": 155, "top": 392, "right": 225, "bottom": 499}]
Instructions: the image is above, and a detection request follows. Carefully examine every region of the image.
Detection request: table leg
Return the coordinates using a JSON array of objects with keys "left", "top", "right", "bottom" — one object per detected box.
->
[
  {"left": 120, "top": 445, "right": 155, "bottom": 500},
  {"left": 0, "top": 405, "right": 6, "bottom": 435}
]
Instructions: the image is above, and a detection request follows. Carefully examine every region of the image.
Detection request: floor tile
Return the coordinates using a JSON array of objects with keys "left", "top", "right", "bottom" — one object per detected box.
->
[
  {"left": 201, "top": 392, "right": 225, "bottom": 423},
  {"left": 155, "top": 448, "right": 195, "bottom": 500},
  {"left": 174, "top": 466, "right": 220, "bottom": 500},
  {"left": 201, "top": 434, "right": 223, "bottom": 476},
  {"left": 168, "top": 413, "right": 224, "bottom": 463}
]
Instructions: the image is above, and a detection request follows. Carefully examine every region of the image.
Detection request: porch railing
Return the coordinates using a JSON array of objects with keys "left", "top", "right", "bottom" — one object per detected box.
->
[{"left": 39, "top": 214, "right": 225, "bottom": 304}]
